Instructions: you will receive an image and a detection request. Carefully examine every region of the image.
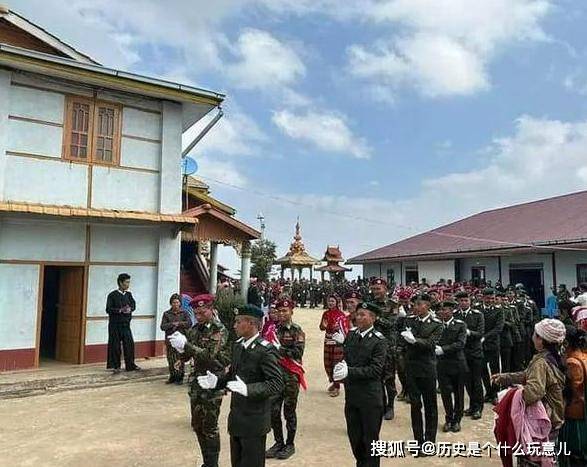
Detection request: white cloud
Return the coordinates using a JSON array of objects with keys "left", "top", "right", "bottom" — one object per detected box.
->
[
  {"left": 226, "top": 29, "right": 306, "bottom": 91},
  {"left": 272, "top": 110, "right": 371, "bottom": 159},
  {"left": 348, "top": 0, "right": 551, "bottom": 99},
  {"left": 196, "top": 156, "right": 249, "bottom": 187}
]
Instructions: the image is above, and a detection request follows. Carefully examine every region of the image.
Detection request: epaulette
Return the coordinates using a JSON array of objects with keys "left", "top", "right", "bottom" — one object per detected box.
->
[
  {"left": 472, "top": 309, "right": 482, "bottom": 314},
  {"left": 236, "top": 337, "right": 244, "bottom": 343},
  {"left": 259, "top": 339, "right": 271, "bottom": 347},
  {"left": 454, "top": 319, "right": 465, "bottom": 324},
  {"left": 373, "top": 330, "right": 385, "bottom": 340},
  {"left": 406, "top": 315, "right": 417, "bottom": 319},
  {"left": 432, "top": 317, "right": 442, "bottom": 324}
]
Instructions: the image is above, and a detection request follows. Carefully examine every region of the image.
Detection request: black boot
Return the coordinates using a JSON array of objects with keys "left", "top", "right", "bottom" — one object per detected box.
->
[
  {"left": 383, "top": 398, "right": 395, "bottom": 420},
  {"left": 276, "top": 444, "right": 295, "bottom": 460},
  {"left": 265, "top": 442, "right": 284, "bottom": 459}
]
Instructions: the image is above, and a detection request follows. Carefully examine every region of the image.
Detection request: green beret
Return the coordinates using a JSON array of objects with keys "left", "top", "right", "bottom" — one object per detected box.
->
[
  {"left": 454, "top": 291, "right": 469, "bottom": 299},
  {"left": 482, "top": 288, "right": 495, "bottom": 296},
  {"left": 357, "top": 301, "right": 382, "bottom": 316},
  {"left": 236, "top": 304, "right": 264, "bottom": 319},
  {"left": 441, "top": 300, "right": 457, "bottom": 308}
]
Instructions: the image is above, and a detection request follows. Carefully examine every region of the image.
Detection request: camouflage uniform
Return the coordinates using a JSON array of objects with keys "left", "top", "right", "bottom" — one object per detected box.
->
[
  {"left": 374, "top": 298, "right": 398, "bottom": 417},
  {"left": 181, "top": 320, "right": 231, "bottom": 467},
  {"left": 271, "top": 322, "right": 305, "bottom": 448}
]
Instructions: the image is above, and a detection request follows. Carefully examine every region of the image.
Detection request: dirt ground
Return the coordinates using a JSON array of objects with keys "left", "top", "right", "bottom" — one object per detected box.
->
[{"left": 0, "top": 308, "right": 501, "bottom": 466}]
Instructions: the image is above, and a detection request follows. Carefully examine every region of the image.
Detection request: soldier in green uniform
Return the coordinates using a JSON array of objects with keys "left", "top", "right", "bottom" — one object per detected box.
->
[
  {"left": 370, "top": 278, "right": 398, "bottom": 421},
  {"left": 196, "top": 304, "right": 284, "bottom": 467},
  {"left": 400, "top": 293, "right": 443, "bottom": 455},
  {"left": 266, "top": 298, "right": 306, "bottom": 460},
  {"left": 435, "top": 300, "right": 468, "bottom": 433},
  {"left": 496, "top": 291, "right": 514, "bottom": 373},
  {"left": 454, "top": 291, "right": 485, "bottom": 420},
  {"left": 333, "top": 302, "right": 387, "bottom": 467},
  {"left": 167, "top": 293, "right": 231, "bottom": 467},
  {"left": 506, "top": 288, "right": 525, "bottom": 371},
  {"left": 480, "top": 288, "right": 504, "bottom": 405}
]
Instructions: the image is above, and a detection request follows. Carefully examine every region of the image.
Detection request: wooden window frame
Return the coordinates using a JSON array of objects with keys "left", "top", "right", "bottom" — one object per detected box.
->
[{"left": 62, "top": 95, "right": 123, "bottom": 166}]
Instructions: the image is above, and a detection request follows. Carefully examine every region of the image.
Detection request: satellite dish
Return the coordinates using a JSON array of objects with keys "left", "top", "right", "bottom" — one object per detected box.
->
[{"left": 181, "top": 157, "right": 198, "bottom": 176}]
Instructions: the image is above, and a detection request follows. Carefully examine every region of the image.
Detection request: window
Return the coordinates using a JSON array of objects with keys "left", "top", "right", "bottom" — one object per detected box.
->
[
  {"left": 577, "top": 264, "right": 587, "bottom": 286},
  {"left": 386, "top": 268, "right": 395, "bottom": 287},
  {"left": 63, "top": 96, "right": 122, "bottom": 165}
]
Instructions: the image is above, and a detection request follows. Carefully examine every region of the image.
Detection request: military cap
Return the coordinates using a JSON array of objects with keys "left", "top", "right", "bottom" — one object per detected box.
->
[
  {"left": 344, "top": 290, "right": 362, "bottom": 300},
  {"left": 190, "top": 293, "right": 215, "bottom": 308},
  {"left": 441, "top": 300, "right": 457, "bottom": 308},
  {"left": 414, "top": 293, "right": 432, "bottom": 303},
  {"left": 357, "top": 301, "right": 382, "bottom": 316},
  {"left": 236, "top": 304, "right": 264, "bottom": 319},
  {"left": 482, "top": 288, "right": 495, "bottom": 296},
  {"left": 398, "top": 290, "right": 412, "bottom": 300},
  {"left": 454, "top": 291, "right": 469, "bottom": 299},
  {"left": 275, "top": 297, "right": 294, "bottom": 309},
  {"left": 370, "top": 278, "right": 387, "bottom": 287}
]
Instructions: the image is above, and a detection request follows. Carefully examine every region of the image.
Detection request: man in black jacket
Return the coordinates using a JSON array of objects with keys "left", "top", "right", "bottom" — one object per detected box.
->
[
  {"left": 105, "top": 273, "right": 140, "bottom": 373},
  {"left": 333, "top": 302, "right": 387, "bottom": 467},
  {"left": 401, "top": 294, "right": 443, "bottom": 455},
  {"left": 197, "top": 304, "right": 283, "bottom": 467},
  {"left": 436, "top": 300, "right": 468, "bottom": 433},
  {"left": 480, "top": 288, "right": 504, "bottom": 404},
  {"left": 454, "top": 291, "right": 485, "bottom": 420}
]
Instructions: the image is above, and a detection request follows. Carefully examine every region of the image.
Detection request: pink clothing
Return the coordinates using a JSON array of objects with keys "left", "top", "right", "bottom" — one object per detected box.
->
[{"left": 510, "top": 387, "right": 553, "bottom": 467}]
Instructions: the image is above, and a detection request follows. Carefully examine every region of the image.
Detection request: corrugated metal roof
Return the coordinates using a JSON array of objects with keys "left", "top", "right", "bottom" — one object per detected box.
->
[
  {"left": 0, "top": 201, "right": 198, "bottom": 225},
  {"left": 349, "top": 190, "right": 587, "bottom": 263}
]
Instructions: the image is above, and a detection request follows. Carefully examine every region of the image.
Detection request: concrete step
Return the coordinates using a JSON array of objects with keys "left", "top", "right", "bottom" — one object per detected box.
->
[{"left": 0, "top": 365, "right": 169, "bottom": 399}]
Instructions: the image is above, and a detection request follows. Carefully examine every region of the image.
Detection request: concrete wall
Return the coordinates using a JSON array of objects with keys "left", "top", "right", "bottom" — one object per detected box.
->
[
  {"left": 554, "top": 250, "right": 587, "bottom": 289},
  {"left": 459, "top": 257, "right": 501, "bottom": 283},
  {"left": 417, "top": 260, "right": 455, "bottom": 283}
]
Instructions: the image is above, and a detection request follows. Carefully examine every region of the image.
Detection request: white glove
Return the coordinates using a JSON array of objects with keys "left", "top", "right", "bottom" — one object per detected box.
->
[
  {"left": 227, "top": 375, "right": 248, "bottom": 397},
  {"left": 401, "top": 330, "right": 416, "bottom": 344},
  {"left": 332, "top": 332, "right": 345, "bottom": 344},
  {"left": 481, "top": 337, "right": 486, "bottom": 344},
  {"left": 168, "top": 331, "right": 187, "bottom": 353},
  {"left": 435, "top": 345, "right": 444, "bottom": 356},
  {"left": 398, "top": 307, "right": 407, "bottom": 318},
  {"left": 273, "top": 341, "right": 281, "bottom": 350},
  {"left": 466, "top": 329, "right": 471, "bottom": 336},
  {"left": 196, "top": 370, "right": 218, "bottom": 390},
  {"left": 333, "top": 360, "right": 348, "bottom": 381}
]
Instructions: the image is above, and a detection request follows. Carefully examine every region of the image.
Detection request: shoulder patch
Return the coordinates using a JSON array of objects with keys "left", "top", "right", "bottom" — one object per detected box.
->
[{"left": 373, "top": 330, "right": 385, "bottom": 339}]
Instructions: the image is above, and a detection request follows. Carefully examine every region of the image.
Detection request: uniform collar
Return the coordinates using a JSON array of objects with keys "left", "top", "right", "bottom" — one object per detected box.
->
[
  {"left": 117, "top": 289, "right": 127, "bottom": 295},
  {"left": 460, "top": 307, "right": 471, "bottom": 315},
  {"left": 418, "top": 313, "right": 432, "bottom": 323},
  {"left": 359, "top": 326, "right": 374, "bottom": 338},
  {"left": 444, "top": 317, "right": 454, "bottom": 327},
  {"left": 242, "top": 332, "right": 260, "bottom": 349}
]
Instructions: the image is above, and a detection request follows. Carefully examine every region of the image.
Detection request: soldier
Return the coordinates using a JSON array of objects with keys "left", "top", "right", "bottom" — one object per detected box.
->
[
  {"left": 396, "top": 290, "right": 412, "bottom": 403},
  {"left": 454, "top": 291, "right": 485, "bottom": 420},
  {"left": 480, "top": 288, "right": 504, "bottom": 405},
  {"left": 370, "top": 278, "right": 398, "bottom": 420},
  {"left": 506, "top": 288, "right": 525, "bottom": 371},
  {"left": 266, "top": 298, "right": 306, "bottom": 460},
  {"left": 496, "top": 291, "right": 515, "bottom": 373},
  {"left": 400, "top": 294, "right": 443, "bottom": 454},
  {"left": 167, "top": 294, "right": 231, "bottom": 467},
  {"left": 309, "top": 279, "right": 319, "bottom": 309},
  {"left": 159, "top": 293, "right": 192, "bottom": 384},
  {"left": 435, "top": 300, "right": 468, "bottom": 433},
  {"left": 333, "top": 302, "right": 387, "bottom": 467},
  {"left": 196, "top": 304, "right": 284, "bottom": 467},
  {"left": 343, "top": 290, "right": 362, "bottom": 330}
]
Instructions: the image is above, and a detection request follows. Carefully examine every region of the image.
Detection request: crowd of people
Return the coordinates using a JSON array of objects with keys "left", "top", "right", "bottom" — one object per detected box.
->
[{"left": 138, "top": 274, "right": 587, "bottom": 467}]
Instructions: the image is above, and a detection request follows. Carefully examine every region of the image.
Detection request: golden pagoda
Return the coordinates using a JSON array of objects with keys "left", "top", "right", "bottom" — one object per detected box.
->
[{"left": 275, "top": 219, "right": 321, "bottom": 279}]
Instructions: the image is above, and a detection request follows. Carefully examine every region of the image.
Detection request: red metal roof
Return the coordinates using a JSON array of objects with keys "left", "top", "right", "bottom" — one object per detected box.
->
[{"left": 348, "top": 190, "right": 587, "bottom": 263}]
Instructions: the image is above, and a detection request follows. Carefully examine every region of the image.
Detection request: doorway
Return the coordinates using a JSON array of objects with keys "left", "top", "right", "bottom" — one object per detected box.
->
[
  {"left": 471, "top": 267, "right": 486, "bottom": 287},
  {"left": 509, "top": 266, "right": 545, "bottom": 309},
  {"left": 39, "top": 266, "right": 84, "bottom": 364}
]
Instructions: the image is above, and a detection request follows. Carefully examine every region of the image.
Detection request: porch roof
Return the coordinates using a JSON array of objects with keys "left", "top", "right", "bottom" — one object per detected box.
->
[{"left": 182, "top": 204, "right": 260, "bottom": 244}]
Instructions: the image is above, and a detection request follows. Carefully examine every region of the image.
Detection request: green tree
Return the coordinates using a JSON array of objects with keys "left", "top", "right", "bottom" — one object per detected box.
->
[{"left": 250, "top": 239, "right": 277, "bottom": 281}]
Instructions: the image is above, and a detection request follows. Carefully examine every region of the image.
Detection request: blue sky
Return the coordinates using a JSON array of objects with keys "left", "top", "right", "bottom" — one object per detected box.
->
[{"left": 17, "top": 0, "right": 587, "bottom": 277}]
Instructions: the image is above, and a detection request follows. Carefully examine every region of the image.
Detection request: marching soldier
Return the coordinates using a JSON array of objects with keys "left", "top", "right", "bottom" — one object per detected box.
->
[
  {"left": 370, "top": 278, "right": 398, "bottom": 420},
  {"left": 435, "top": 300, "right": 468, "bottom": 433},
  {"left": 400, "top": 294, "right": 443, "bottom": 455},
  {"left": 496, "top": 291, "right": 515, "bottom": 373},
  {"left": 196, "top": 304, "right": 284, "bottom": 467},
  {"left": 480, "top": 288, "right": 504, "bottom": 405},
  {"left": 454, "top": 291, "right": 485, "bottom": 420},
  {"left": 167, "top": 294, "right": 231, "bottom": 467},
  {"left": 266, "top": 298, "right": 306, "bottom": 460},
  {"left": 333, "top": 302, "right": 387, "bottom": 467}
]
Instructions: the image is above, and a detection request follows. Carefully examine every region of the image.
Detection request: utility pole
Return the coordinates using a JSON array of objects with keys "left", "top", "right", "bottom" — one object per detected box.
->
[{"left": 257, "top": 212, "right": 266, "bottom": 240}]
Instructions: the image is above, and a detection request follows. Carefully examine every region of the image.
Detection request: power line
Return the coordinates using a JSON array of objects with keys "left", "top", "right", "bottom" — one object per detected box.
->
[{"left": 197, "top": 174, "right": 587, "bottom": 253}]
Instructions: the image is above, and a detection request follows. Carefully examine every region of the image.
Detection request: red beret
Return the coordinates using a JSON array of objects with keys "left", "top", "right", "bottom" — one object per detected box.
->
[
  {"left": 398, "top": 290, "right": 412, "bottom": 300},
  {"left": 275, "top": 298, "right": 294, "bottom": 309},
  {"left": 344, "top": 291, "right": 362, "bottom": 300},
  {"left": 370, "top": 278, "right": 387, "bottom": 287},
  {"left": 190, "top": 294, "right": 215, "bottom": 308}
]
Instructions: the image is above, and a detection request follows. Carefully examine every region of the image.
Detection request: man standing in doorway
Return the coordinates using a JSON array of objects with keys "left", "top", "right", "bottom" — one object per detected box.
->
[{"left": 106, "top": 273, "right": 140, "bottom": 373}]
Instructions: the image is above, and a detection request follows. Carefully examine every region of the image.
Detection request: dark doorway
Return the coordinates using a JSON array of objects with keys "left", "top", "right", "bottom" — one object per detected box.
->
[
  {"left": 405, "top": 268, "right": 419, "bottom": 284},
  {"left": 40, "top": 266, "right": 84, "bottom": 364},
  {"left": 509, "top": 267, "right": 545, "bottom": 309}
]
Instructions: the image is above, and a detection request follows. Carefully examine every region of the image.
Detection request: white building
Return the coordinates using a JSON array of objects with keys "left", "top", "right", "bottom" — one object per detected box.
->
[
  {"left": 0, "top": 9, "right": 224, "bottom": 371},
  {"left": 348, "top": 190, "right": 587, "bottom": 309}
]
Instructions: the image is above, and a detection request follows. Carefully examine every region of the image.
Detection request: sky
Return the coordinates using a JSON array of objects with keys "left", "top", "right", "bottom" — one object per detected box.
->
[{"left": 15, "top": 0, "right": 587, "bottom": 278}]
